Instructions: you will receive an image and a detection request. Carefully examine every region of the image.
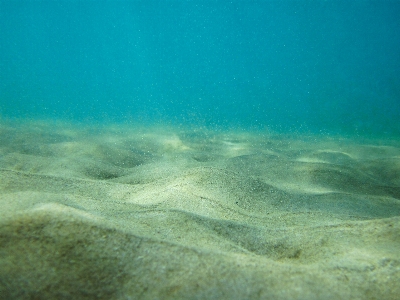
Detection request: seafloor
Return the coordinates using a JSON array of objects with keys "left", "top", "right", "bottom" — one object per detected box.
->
[{"left": 1, "top": 120, "right": 399, "bottom": 299}]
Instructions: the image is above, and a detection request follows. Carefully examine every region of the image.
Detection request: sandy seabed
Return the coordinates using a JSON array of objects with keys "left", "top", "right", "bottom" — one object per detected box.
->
[{"left": 0, "top": 120, "right": 399, "bottom": 299}]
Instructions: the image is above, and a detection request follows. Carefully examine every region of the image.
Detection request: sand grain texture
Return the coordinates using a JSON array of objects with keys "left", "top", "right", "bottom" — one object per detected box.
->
[{"left": 0, "top": 121, "right": 399, "bottom": 299}]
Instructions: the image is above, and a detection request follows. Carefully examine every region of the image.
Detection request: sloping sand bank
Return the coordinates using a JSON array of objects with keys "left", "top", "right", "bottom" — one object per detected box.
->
[{"left": 1, "top": 121, "right": 399, "bottom": 299}]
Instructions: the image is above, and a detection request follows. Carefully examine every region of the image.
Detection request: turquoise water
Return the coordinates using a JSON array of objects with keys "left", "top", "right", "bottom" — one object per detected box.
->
[{"left": 1, "top": 1, "right": 399, "bottom": 135}]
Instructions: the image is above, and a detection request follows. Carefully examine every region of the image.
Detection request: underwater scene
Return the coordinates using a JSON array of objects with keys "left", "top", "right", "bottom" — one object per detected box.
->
[{"left": 1, "top": 1, "right": 400, "bottom": 299}]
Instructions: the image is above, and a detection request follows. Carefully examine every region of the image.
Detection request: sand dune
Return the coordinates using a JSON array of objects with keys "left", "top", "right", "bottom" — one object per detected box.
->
[{"left": 1, "top": 121, "right": 400, "bottom": 299}]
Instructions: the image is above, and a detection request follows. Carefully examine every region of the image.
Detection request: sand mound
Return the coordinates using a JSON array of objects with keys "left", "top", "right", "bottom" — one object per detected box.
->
[{"left": 1, "top": 121, "right": 400, "bottom": 299}]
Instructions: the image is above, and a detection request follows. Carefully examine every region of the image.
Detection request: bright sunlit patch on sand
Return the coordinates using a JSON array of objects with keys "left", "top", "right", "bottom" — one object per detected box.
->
[
  {"left": 275, "top": 182, "right": 336, "bottom": 194},
  {"left": 296, "top": 150, "right": 354, "bottom": 164},
  {"left": 160, "top": 135, "right": 191, "bottom": 152},
  {"left": 31, "top": 202, "right": 99, "bottom": 220},
  {"left": 296, "top": 157, "right": 326, "bottom": 164},
  {"left": 53, "top": 141, "right": 84, "bottom": 154},
  {"left": 221, "top": 141, "right": 251, "bottom": 157}
]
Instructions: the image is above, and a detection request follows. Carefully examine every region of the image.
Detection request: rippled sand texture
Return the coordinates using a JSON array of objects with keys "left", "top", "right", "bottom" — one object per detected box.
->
[{"left": 1, "top": 121, "right": 399, "bottom": 299}]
